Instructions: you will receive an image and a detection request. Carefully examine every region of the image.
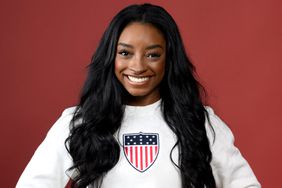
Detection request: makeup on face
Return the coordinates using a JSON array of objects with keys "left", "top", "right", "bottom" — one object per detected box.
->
[{"left": 114, "top": 22, "right": 166, "bottom": 106}]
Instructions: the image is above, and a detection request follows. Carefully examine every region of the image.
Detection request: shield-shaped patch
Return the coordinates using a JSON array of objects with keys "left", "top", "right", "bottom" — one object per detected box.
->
[{"left": 123, "top": 132, "right": 159, "bottom": 172}]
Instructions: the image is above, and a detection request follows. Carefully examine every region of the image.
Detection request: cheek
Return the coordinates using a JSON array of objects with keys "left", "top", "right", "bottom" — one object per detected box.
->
[
  {"left": 114, "top": 59, "right": 123, "bottom": 75},
  {"left": 114, "top": 59, "right": 128, "bottom": 84},
  {"left": 115, "top": 55, "right": 128, "bottom": 69},
  {"left": 154, "top": 60, "right": 166, "bottom": 78}
]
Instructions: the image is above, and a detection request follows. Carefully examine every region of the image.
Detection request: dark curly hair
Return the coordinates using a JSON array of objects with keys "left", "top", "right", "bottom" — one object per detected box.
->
[{"left": 65, "top": 3, "right": 215, "bottom": 188}]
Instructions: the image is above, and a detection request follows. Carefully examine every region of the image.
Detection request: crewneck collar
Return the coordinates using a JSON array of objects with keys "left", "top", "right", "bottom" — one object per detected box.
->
[{"left": 124, "top": 99, "right": 162, "bottom": 117}]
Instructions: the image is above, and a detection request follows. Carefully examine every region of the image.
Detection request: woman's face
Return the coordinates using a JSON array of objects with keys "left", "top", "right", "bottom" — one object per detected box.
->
[{"left": 115, "top": 22, "right": 166, "bottom": 106}]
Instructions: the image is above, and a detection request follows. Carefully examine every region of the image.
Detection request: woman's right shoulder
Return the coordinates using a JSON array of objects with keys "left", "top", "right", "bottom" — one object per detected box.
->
[
  {"left": 61, "top": 106, "right": 77, "bottom": 117},
  {"left": 58, "top": 106, "right": 79, "bottom": 125},
  {"left": 15, "top": 106, "right": 79, "bottom": 187},
  {"left": 46, "top": 106, "right": 79, "bottom": 138}
]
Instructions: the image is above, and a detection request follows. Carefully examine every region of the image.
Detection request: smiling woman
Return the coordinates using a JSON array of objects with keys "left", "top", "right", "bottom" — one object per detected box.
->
[
  {"left": 115, "top": 23, "right": 166, "bottom": 106},
  {"left": 16, "top": 3, "right": 261, "bottom": 188}
]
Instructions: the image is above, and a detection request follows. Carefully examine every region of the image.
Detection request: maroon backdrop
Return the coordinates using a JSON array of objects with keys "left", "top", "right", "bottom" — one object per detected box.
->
[{"left": 1, "top": 0, "right": 281, "bottom": 187}]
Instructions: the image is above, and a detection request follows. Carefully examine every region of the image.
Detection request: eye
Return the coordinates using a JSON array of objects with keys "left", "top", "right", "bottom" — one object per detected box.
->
[
  {"left": 118, "top": 50, "right": 131, "bottom": 57},
  {"left": 147, "top": 53, "right": 161, "bottom": 59}
]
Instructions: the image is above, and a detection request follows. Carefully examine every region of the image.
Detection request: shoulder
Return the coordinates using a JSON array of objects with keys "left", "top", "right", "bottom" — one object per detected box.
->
[
  {"left": 57, "top": 106, "right": 77, "bottom": 125},
  {"left": 61, "top": 106, "right": 77, "bottom": 117},
  {"left": 204, "top": 106, "right": 235, "bottom": 146},
  {"left": 46, "top": 106, "right": 78, "bottom": 139},
  {"left": 204, "top": 107, "right": 261, "bottom": 187},
  {"left": 15, "top": 107, "right": 78, "bottom": 187}
]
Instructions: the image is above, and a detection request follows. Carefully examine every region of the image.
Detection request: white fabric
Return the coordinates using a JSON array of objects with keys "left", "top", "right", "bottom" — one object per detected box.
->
[{"left": 16, "top": 100, "right": 261, "bottom": 188}]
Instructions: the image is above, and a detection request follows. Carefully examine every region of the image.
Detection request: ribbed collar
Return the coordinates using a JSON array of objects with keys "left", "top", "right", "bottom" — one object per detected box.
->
[{"left": 124, "top": 99, "right": 162, "bottom": 117}]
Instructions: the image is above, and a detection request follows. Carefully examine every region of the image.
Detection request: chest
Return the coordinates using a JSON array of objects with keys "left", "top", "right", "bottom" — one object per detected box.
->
[{"left": 99, "top": 114, "right": 182, "bottom": 188}]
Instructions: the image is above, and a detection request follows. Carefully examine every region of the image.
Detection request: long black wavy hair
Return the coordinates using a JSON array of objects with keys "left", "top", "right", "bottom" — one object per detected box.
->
[{"left": 65, "top": 3, "right": 215, "bottom": 188}]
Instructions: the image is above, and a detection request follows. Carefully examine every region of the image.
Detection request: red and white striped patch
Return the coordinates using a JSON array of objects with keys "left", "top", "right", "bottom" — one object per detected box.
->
[{"left": 123, "top": 132, "right": 159, "bottom": 172}]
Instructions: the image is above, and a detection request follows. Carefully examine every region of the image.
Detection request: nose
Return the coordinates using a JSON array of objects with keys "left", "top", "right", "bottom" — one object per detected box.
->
[{"left": 128, "top": 56, "right": 147, "bottom": 74}]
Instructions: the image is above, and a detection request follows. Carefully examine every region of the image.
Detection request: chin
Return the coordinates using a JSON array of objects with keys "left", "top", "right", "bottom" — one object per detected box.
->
[{"left": 128, "top": 91, "right": 148, "bottom": 97}]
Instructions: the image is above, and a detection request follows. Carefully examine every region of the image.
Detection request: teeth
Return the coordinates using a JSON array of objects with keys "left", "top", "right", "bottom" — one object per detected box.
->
[{"left": 127, "top": 76, "right": 149, "bottom": 83}]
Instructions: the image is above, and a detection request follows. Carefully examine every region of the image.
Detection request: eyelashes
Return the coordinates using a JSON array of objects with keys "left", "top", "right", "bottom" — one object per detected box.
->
[
  {"left": 117, "top": 50, "right": 162, "bottom": 60},
  {"left": 147, "top": 53, "right": 161, "bottom": 58},
  {"left": 118, "top": 50, "right": 131, "bottom": 57}
]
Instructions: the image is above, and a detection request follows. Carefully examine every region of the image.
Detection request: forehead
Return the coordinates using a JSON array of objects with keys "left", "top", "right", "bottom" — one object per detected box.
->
[{"left": 118, "top": 22, "right": 166, "bottom": 46}]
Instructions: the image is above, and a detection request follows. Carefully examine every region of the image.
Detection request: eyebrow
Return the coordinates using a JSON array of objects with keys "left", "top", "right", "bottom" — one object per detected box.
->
[{"left": 117, "top": 42, "right": 164, "bottom": 50}]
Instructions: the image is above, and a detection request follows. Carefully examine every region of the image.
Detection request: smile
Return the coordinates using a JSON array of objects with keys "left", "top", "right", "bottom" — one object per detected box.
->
[{"left": 127, "top": 75, "right": 150, "bottom": 83}]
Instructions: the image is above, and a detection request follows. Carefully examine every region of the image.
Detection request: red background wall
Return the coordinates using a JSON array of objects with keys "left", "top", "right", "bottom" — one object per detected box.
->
[{"left": 1, "top": 0, "right": 281, "bottom": 187}]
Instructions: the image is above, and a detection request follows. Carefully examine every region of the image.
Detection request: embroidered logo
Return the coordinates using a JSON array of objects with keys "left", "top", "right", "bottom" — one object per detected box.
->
[{"left": 123, "top": 132, "right": 159, "bottom": 172}]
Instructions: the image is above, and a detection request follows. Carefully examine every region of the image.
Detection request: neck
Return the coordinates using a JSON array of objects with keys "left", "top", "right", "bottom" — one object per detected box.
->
[{"left": 126, "top": 94, "right": 161, "bottom": 106}]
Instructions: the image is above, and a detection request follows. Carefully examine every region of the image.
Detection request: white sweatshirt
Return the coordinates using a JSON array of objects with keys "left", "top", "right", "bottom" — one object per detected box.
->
[{"left": 16, "top": 100, "right": 261, "bottom": 188}]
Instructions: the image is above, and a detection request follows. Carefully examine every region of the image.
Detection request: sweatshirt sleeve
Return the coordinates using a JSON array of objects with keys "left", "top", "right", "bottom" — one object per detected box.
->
[
  {"left": 16, "top": 107, "right": 76, "bottom": 188},
  {"left": 205, "top": 107, "right": 261, "bottom": 188}
]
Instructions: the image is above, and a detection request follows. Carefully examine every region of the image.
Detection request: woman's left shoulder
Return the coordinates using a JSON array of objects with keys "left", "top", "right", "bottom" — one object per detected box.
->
[
  {"left": 203, "top": 106, "right": 261, "bottom": 188},
  {"left": 204, "top": 106, "right": 234, "bottom": 143}
]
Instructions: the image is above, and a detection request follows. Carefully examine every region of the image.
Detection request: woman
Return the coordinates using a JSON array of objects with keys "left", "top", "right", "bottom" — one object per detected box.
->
[{"left": 16, "top": 3, "right": 261, "bottom": 188}]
